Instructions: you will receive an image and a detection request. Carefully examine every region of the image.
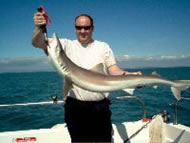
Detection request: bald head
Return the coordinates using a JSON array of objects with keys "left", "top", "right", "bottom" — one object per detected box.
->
[{"left": 75, "top": 14, "right": 94, "bottom": 27}]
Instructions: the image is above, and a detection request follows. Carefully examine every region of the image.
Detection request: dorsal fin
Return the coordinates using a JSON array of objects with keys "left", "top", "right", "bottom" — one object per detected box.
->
[{"left": 91, "top": 63, "right": 107, "bottom": 74}]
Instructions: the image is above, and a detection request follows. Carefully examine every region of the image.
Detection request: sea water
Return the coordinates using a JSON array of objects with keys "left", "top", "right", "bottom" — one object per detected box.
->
[{"left": 0, "top": 67, "right": 190, "bottom": 132}]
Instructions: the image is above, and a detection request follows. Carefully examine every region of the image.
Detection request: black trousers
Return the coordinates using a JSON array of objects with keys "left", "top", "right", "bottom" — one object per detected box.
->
[{"left": 65, "top": 97, "right": 112, "bottom": 142}]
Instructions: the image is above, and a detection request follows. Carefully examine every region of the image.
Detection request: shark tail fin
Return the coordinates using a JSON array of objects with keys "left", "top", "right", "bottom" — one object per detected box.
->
[
  {"left": 171, "top": 82, "right": 190, "bottom": 100},
  {"left": 171, "top": 87, "right": 181, "bottom": 100},
  {"left": 123, "top": 88, "right": 135, "bottom": 95}
]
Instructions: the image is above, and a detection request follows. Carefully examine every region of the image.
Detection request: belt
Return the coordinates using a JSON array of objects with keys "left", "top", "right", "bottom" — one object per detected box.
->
[{"left": 66, "top": 96, "right": 111, "bottom": 105}]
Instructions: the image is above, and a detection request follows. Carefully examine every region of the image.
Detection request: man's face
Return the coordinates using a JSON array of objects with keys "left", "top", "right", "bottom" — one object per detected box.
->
[{"left": 75, "top": 16, "right": 93, "bottom": 44}]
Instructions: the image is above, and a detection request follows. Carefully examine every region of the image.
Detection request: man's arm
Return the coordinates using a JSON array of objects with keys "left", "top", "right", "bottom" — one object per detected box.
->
[
  {"left": 32, "top": 26, "right": 47, "bottom": 50},
  {"left": 108, "top": 64, "right": 142, "bottom": 75},
  {"left": 32, "top": 12, "right": 48, "bottom": 51}
]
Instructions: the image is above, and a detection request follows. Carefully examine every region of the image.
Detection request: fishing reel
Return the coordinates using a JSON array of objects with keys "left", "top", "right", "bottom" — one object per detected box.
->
[
  {"left": 51, "top": 95, "right": 58, "bottom": 104},
  {"left": 161, "top": 110, "right": 170, "bottom": 123}
]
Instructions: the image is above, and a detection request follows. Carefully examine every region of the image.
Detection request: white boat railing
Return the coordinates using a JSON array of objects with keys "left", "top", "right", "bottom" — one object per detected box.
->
[
  {"left": 1, "top": 94, "right": 190, "bottom": 126},
  {"left": 0, "top": 95, "right": 64, "bottom": 107},
  {"left": 0, "top": 101, "right": 64, "bottom": 107},
  {"left": 116, "top": 95, "right": 146, "bottom": 119},
  {"left": 173, "top": 96, "right": 190, "bottom": 125}
]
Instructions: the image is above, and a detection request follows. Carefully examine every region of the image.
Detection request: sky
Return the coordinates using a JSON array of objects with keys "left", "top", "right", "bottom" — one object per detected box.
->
[{"left": 0, "top": 0, "right": 190, "bottom": 72}]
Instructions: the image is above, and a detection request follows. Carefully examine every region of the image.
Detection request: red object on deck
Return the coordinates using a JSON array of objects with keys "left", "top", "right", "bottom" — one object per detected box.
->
[
  {"left": 142, "top": 117, "right": 152, "bottom": 122},
  {"left": 16, "top": 137, "right": 37, "bottom": 142}
]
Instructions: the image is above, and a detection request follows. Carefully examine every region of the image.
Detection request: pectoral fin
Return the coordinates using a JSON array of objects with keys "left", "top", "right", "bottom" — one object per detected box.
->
[
  {"left": 122, "top": 88, "right": 135, "bottom": 95},
  {"left": 63, "top": 77, "right": 73, "bottom": 100},
  {"left": 153, "top": 85, "right": 158, "bottom": 89}
]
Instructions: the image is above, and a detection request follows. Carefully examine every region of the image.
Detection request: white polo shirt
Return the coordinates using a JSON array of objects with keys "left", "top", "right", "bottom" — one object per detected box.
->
[{"left": 60, "top": 39, "right": 116, "bottom": 101}]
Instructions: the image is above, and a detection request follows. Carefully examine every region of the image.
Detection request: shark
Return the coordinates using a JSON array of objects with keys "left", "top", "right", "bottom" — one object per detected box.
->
[
  {"left": 62, "top": 63, "right": 107, "bottom": 99},
  {"left": 46, "top": 33, "right": 190, "bottom": 100}
]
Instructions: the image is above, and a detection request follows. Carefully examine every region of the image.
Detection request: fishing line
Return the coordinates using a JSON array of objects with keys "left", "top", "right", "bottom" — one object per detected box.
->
[
  {"left": 123, "top": 101, "right": 175, "bottom": 143},
  {"left": 37, "top": 6, "right": 57, "bottom": 101}
]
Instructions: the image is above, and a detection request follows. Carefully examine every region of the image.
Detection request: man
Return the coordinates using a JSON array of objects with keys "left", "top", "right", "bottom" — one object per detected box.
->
[{"left": 32, "top": 11, "right": 141, "bottom": 142}]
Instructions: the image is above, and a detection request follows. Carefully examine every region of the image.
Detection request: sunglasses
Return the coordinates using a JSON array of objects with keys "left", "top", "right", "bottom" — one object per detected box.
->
[{"left": 75, "top": 25, "right": 92, "bottom": 30}]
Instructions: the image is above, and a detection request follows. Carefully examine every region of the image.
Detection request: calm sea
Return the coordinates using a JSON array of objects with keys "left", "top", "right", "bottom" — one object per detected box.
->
[{"left": 0, "top": 67, "right": 190, "bottom": 132}]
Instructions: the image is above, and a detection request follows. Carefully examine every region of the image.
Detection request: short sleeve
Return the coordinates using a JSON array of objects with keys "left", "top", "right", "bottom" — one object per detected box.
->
[{"left": 104, "top": 43, "right": 116, "bottom": 67}]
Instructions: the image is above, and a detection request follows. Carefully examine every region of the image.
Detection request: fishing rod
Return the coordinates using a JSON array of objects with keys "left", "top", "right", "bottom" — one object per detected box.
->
[{"left": 37, "top": 6, "right": 50, "bottom": 43}]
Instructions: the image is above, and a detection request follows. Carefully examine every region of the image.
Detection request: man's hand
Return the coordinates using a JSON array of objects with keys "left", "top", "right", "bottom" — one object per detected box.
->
[
  {"left": 33, "top": 12, "right": 47, "bottom": 26},
  {"left": 32, "top": 12, "right": 48, "bottom": 51}
]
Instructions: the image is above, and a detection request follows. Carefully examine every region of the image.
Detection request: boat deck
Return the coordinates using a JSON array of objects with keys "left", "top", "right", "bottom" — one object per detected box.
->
[{"left": 1, "top": 115, "right": 190, "bottom": 143}]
